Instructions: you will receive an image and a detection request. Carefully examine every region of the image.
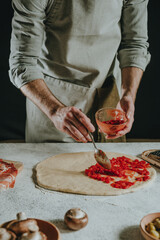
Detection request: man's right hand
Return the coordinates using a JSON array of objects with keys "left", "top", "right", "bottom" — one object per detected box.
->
[
  {"left": 51, "top": 106, "right": 95, "bottom": 142},
  {"left": 21, "top": 79, "right": 95, "bottom": 142}
]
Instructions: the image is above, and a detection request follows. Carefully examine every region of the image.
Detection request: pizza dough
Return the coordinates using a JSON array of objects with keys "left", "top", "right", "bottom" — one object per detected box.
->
[{"left": 35, "top": 152, "right": 156, "bottom": 196}]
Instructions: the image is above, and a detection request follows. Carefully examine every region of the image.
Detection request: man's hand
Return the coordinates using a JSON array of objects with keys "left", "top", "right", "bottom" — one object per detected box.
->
[
  {"left": 117, "top": 94, "right": 134, "bottom": 135},
  {"left": 21, "top": 79, "right": 94, "bottom": 142},
  {"left": 51, "top": 106, "right": 95, "bottom": 142},
  {"left": 105, "top": 94, "right": 134, "bottom": 139},
  {"left": 105, "top": 67, "right": 143, "bottom": 139}
]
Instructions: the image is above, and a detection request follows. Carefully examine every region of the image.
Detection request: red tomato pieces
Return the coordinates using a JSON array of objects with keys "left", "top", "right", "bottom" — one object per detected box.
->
[
  {"left": 111, "top": 181, "right": 135, "bottom": 189},
  {"left": 102, "top": 120, "right": 125, "bottom": 125},
  {"left": 85, "top": 156, "right": 151, "bottom": 189}
]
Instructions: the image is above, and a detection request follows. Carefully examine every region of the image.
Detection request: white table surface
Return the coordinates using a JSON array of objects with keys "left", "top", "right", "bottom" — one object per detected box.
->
[{"left": 0, "top": 142, "right": 160, "bottom": 240}]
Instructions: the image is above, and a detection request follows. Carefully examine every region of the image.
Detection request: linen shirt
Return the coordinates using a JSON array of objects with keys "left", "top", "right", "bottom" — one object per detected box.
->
[
  {"left": 9, "top": 0, "right": 151, "bottom": 143},
  {"left": 9, "top": 0, "right": 150, "bottom": 89}
]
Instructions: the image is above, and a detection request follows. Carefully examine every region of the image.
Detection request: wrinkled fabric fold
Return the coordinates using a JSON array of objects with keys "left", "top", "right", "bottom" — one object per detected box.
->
[{"left": 9, "top": 0, "right": 151, "bottom": 142}]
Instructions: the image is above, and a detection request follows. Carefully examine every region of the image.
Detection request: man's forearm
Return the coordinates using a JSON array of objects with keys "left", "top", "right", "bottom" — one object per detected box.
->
[
  {"left": 108, "top": 66, "right": 144, "bottom": 139},
  {"left": 20, "top": 78, "right": 94, "bottom": 142},
  {"left": 20, "top": 79, "right": 65, "bottom": 120},
  {"left": 121, "top": 67, "right": 143, "bottom": 102}
]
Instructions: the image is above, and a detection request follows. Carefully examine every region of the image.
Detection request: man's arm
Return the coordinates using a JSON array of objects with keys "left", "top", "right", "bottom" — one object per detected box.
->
[
  {"left": 105, "top": 67, "right": 143, "bottom": 139},
  {"left": 106, "top": 0, "right": 150, "bottom": 139},
  {"left": 21, "top": 79, "right": 94, "bottom": 142},
  {"left": 9, "top": 0, "right": 47, "bottom": 88},
  {"left": 10, "top": 0, "right": 94, "bottom": 142},
  {"left": 109, "top": 67, "right": 143, "bottom": 139},
  {"left": 121, "top": 67, "right": 143, "bottom": 103}
]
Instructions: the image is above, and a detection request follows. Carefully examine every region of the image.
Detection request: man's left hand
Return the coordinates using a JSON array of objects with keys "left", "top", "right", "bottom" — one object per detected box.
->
[{"left": 105, "top": 94, "right": 135, "bottom": 139}]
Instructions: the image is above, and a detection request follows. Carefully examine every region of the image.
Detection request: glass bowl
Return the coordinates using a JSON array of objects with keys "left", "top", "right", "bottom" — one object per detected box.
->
[{"left": 95, "top": 107, "right": 128, "bottom": 136}]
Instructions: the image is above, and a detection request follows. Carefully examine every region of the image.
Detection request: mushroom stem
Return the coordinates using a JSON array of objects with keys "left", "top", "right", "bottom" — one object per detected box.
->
[
  {"left": 7, "top": 213, "right": 39, "bottom": 236},
  {"left": 19, "top": 231, "right": 44, "bottom": 240},
  {"left": 17, "top": 212, "right": 27, "bottom": 221}
]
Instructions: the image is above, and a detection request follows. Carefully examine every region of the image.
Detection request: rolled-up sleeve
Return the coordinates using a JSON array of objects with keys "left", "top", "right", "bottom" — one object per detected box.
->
[
  {"left": 9, "top": 0, "right": 50, "bottom": 88},
  {"left": 118, "top": 0, "right": 151, "bottom": 71}
]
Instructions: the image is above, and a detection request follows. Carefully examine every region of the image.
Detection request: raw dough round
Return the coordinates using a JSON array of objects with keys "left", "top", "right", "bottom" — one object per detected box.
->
[{"left": 35, "top": 152, "right": 156, "bottom": 196}]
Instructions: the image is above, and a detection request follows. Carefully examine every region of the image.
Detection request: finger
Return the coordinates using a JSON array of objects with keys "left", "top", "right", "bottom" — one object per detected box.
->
[
  {"left": 71, "top": 107, "right": 95, "bottom": 132},
  {"left": 105, "top": 116, "right": 134, "bottom": 139},
  {"left": 126, "top": 109, "right": 133, "bottom": 121},
  {"left": 116, "top": 118, "right": 134, "bottom": 136},
  {"left": 125, "top": 101, "right": 134, "bottom": 119},
  {"left": 122, "top": 114, "right": 134, "bottom": 133},
  {"left": 63, "top": 127, "right": 82, "bottom": 142},
  {"left": 118, "top": 95, "right": 134, "bottom": 115},
  {"left": 118, "top": 127, "right": 131, "bottom": 136},
  {"left": 65, "top": 120, "right": 89, "bottom": 143},
  {"left": 105, "top": 131, "right": 127, "bottom": 139},
  {"left": 65, "top": 111, "right": 91, "bottom": 141}
]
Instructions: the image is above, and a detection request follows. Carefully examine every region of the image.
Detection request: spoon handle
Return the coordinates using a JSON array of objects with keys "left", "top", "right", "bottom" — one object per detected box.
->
[{"left": 88, "top": 131, "right": 97, "bottom": 150}]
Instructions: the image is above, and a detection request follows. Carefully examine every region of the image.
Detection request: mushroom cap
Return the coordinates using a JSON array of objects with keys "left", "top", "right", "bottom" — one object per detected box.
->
[
  {"left": 64, "top": 208, "right": 88, "bottom": 230},
  {"left": 7, "top": 219, "right": 39, "bottom": 235},
  {"left": 0, "top": 228, "right": 16, "bottom": 240},
  {"left": 19, "top": 231, "right": 47, "bottom": 240}
]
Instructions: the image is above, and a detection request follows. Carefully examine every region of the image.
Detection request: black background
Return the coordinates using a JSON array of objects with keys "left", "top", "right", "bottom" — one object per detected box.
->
[{"left": 0, "top": 1, "right": 159, "bottom": 141}]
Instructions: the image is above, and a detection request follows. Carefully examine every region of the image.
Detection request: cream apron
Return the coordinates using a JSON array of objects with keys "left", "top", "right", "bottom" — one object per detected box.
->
[{"left": 26, "top": 0, "right": 126, "bottom": 143}]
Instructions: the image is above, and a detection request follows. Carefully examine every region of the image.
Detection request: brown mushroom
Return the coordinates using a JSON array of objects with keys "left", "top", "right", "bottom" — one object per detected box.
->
[
  {"left": 0, "top": 227, "right": 16, "bottom": 240},
  {"left": 19, "top": 231, "right": 47, "bottom": 240},
  {"left": 6, "top": 213, "right": 39, "bottom": 236},
  {"left": 64, "top": 208, "right": 88, "bottom": 230}
]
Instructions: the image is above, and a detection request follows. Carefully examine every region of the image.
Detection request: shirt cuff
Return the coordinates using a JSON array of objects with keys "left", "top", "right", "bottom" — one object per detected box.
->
[
  {"left": 9, "top": 66, "right": 44, "bottom": 89},
  {"left": 118, "top": 49, "right": 151, "bottom": 71}
]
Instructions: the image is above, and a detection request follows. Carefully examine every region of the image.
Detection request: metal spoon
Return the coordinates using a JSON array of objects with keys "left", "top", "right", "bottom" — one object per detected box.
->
[{"left": 88, "top": 131, "right": 111, "bottom": 169}]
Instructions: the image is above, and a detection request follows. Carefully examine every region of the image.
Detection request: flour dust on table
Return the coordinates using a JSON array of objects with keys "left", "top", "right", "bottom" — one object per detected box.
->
[{"left": 35, "top": 152, "right": 156, "bottom": 196}]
